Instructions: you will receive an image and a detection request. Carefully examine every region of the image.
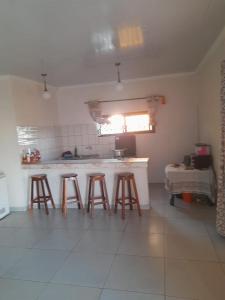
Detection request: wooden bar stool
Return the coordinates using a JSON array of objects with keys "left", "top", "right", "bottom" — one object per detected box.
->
[
  {"left": 114, "top": 172, "right": 142, "bottom": 219},
  {"left": 30, "top": 174, "right": 55, "bottom": 215},
  {"left": 61, "top": 173, "right": 84, "bottom": 216},
  {"left": 87, "top": 173, "right": 111, "bottom": 217}
]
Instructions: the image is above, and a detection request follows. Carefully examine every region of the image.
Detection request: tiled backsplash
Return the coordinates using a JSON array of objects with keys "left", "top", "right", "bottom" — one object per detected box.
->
[
  {"left": 17, "top": 126, "right": 62, "bottom": 161},
  {"left": 60, "top": 124, "right": 115, "bottom": 157},
  {"left": 17, "top": 123, "right": 115, "bottom": 161}
]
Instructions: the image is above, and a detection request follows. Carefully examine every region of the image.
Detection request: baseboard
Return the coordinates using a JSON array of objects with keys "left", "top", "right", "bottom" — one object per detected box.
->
[{"left": 10, "top": 206, "right": 27, "bottom": 212}]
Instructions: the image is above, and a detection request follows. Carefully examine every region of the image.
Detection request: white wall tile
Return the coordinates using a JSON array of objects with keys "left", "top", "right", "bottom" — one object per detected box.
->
[
  {"left": 74, "top": 125, "right": 81, "bottom": 135},
  {"left": 17, "top": 123, "right": 115, "bottom": 161}
]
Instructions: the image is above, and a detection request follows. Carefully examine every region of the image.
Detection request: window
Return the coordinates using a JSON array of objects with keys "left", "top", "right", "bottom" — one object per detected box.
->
[{"left": 97, "top": 112, "right": 154, "bottom": 136}]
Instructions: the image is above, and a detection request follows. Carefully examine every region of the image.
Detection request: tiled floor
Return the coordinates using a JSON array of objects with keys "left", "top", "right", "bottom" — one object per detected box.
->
[{"left": 0, "top": 184, "right": 225, "bottom": 300}]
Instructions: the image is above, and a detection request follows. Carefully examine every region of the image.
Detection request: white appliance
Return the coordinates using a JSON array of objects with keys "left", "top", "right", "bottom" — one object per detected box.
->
[{"left": 0, "top": 172, "right": 10, "bottom": 219}]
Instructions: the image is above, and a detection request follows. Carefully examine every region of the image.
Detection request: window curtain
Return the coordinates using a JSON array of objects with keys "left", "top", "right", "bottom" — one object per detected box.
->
[
  {"left": 147, "top": 98, "right": 160, "bottom": 126},
  {"left": 87, "top": 101, "right": 108, "bottom": 124},
  {"left": 216, "top": 60, "right": 225, "bottom": 237},
  {"left": 147, "top": 96, "right": 165, "bottom": 126}
]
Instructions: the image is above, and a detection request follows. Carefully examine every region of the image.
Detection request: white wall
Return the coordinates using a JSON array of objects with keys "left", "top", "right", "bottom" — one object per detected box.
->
[
  {"left": 11, "top": 76, "right": 61, "bottom": 160},
  {"left": 0, "top": 76, "right": 61, "bottom": 210},
  {"left": 196, "top": 28, "right": 225, "bottom": 175},
  {"left": 0, "top": 76, "right": 25, "bottom": 210},
  {"left": 11, "top": 76, "right": 58, "bottom": 127},
  {"left": 57, "top": 74, "right": 198, "bottom": 182}
]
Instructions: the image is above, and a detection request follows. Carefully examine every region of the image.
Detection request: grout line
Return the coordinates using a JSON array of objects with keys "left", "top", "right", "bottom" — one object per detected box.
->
[
  {"left": 98, "top": 288, "right": 104, "bottom": 300},
  {"left": 97, "top": 287, "right": 165, "bottom": 297},
  {"left": 163, "top": 226, "right": 166, "bottom": 299},
  {"left": 204, "top": 220, "right": 222, "bottom": 264},
  {"left": 204, "top": 221, "right": 225, "bottom": 276},
  {"left": 102, "top": 253, "right": 117, "bottom": 289}
]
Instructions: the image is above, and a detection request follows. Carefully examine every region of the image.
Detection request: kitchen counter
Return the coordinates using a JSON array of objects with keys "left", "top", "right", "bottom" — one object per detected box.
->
[
  {"left": 22, "top": 157, "right": 149, "bottom": 169},
  {"left": 21, "top": 157, "right": 150, "bottom": 210}
]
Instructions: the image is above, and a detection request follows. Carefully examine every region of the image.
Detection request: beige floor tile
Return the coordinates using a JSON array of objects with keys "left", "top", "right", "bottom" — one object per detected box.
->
[
  {"left": 4, "top": 249, "right": 69, "bottom": 282},
  {"left": 38, "top": 283, "right": 101, "bottom": 300},
  {"left": 118, "top": 232, "right": 164, "bottom": 257},
  {"left": 33, "top": 229, "right": 83, "bottom": 250},
  {"left": 0, "top": 278, "right": 46, "bottom": 300},
  {"left": 126, "top": 216, "right": 165, "bottom": 234},
  {"left": 51, "top": 252, "right": 114, "bottom": 288},
  {"left": 209, "top": 234, "right": 225, "bottom": 262},
  {"left": 222, "top": 263, "right": 225, "bottom": 274},
  {"left": 165, "top": 219, "right": 208, "bottom": 236},
  {"left": 74, "top": 230, "right": 123, "bottom": 254},
  {"left": 105, "top": 254, "right": 164, "bottom": 294},
  {"left": 166, "top": 258, "right": 225, "bottom": 300},
  {"left": 0, "top": 247, "right": 28, "bottom": 276},
  {"left": 204, "top": 220, "right": 218, "bottom": 236},
  {"left": 165, "top": 233, "right": 217, "bottom": 261},
  {"left": 88, "top": 214, "right": 128, "bottom": 231}
]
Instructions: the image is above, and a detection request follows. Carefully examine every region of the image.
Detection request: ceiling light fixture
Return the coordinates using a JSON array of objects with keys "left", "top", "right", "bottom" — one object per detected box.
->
[
  {"left": 41, "top": 73, "right": 51, "bottom": 99},
  {"left": 115, "top": 62, "right": 123, "bottom": 91},
  {"left": 118, "top": 26, "right": 144, "bottom": 49}
]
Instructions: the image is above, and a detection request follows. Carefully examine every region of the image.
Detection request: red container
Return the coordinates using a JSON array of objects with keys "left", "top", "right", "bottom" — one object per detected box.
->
[{"left": 182, "top": 192, "right": 193, "bottom": 203}]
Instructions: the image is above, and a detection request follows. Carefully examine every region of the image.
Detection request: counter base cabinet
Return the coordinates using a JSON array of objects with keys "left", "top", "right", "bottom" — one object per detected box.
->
[{"left": 21, "top": 159, "right": 150, "bottom": 210}]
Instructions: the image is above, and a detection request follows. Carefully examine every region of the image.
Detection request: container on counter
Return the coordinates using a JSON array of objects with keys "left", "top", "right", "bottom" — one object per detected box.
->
[
  {"left": 195, "top": 143, "right": 211, "bottom": 156},
  {"left": 182, "top": 192, "right": 193, "bottom": 203}
]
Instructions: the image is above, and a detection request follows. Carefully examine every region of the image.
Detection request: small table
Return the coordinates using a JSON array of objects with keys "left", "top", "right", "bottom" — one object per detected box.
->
[{"left": 165, "top": 164, "right": 215, "bottom": 206}]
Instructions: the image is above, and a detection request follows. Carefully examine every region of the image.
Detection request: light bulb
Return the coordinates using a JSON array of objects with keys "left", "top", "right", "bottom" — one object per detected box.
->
[
  {"left": 42, "top": 91, "right": 51, "bottom": 100},
  {"left": 116, "top": 82, "right": 123, "bottom": 91}
]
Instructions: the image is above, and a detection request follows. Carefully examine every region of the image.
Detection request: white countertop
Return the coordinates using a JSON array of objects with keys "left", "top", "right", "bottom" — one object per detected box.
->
[
  {"left": 21, "top": 157, "right": 149, "bottom": 169},
  {"left": 165, "top": 164, "right": 213, "bottom": 183}
]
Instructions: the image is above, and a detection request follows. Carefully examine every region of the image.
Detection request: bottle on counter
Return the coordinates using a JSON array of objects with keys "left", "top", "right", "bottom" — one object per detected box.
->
[
  {"left": 74, "top": 146, "right": 78, "bottom": 157},
  {"left": 26, "top": 148, "right": 31, "bottom": 163}
]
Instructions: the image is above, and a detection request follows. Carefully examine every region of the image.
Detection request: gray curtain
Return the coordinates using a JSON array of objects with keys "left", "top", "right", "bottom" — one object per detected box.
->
[{"left": 216, "top": 60, "right": 225, "bottom": 236}]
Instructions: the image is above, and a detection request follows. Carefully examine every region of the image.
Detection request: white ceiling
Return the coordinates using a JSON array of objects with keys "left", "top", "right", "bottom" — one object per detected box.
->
[{"left": 0, "top": 0, "right": 225, "bottom": 86}]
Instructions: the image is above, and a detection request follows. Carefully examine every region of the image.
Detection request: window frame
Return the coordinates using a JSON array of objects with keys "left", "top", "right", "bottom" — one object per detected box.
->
[{"left": 97, "top": 111, "right": 155, "bottom": 137}]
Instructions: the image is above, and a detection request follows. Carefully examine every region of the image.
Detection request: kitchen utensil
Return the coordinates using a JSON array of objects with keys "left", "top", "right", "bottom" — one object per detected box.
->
[{"left": 113, "top": 149, "right": 126, "bottom": 158}]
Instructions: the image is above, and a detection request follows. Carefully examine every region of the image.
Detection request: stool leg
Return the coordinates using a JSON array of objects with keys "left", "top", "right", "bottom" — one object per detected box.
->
[
  {"left": 170, "top": 195, "right": 175, "bottom": 206},
  {"left": 102, "top": 178, "right": 111, "bottom": 215},
  {"left": 74, "top": 178, "right": 84, "bottom": 211},
  {"left": 100, "top": 180, "right": 106, "bottom": 210},
  {"left": 73, "top": 180, "right": 80, "bottom": 209},
  {"left": 114, "top": 177, "right": 120, "bottom": 213},
  {"left": 45, "top": 177, "right": 55, "bottom": 209},
  {"left": 127, "top": 179, "right": 133, "bottom": 210},
  {"left": 36, "top": 181, "right": 41, "bottom": 209},
  {"left": 90, "top": 179, "right": 95, "bottom": 218},
  {"left": 62, "top": 178, "right": 67, "bottom": 216},
  {"left": 41, "top": 180, "right": 49, "bottom": 215},
  {"left": 132, "top": 177, "right": 142, "bottom": 216},
  {"left": 87, "top": 178, "right": 92, "bottom": 213},
  {"left": 30, "top": 179, "right": 34, "bottom": 211},
  {"left": 121, "top": 178, "right": 126, "bottom": 220}
]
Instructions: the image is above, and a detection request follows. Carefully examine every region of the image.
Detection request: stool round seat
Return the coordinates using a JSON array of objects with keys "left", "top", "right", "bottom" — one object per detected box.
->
[
  {"left": 31, "top": 174, "right": 47, "bottom": 180},
  {"left": 61, "top": 173, "right": 78, "bottom": 179},
  {"left": 118, "top": 172, "right": 134, "bottom": 178},
  {"left": 88, "top": 173, "right": 105, "bottom": 178}
]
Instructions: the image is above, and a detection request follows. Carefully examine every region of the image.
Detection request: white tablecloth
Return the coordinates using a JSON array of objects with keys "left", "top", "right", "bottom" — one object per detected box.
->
[{"left": 165, "top": 164, "right": 215, "bottom": 201}]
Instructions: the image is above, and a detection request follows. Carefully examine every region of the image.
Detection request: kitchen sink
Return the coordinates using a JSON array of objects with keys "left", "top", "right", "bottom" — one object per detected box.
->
[{"left": 63, "top": 154, "right": 100, "bottom": 160}]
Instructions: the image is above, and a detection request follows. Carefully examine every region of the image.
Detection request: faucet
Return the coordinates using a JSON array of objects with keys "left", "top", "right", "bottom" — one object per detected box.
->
[{"left": 85, "top": 145, "right": 93, "bottom": 151}]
